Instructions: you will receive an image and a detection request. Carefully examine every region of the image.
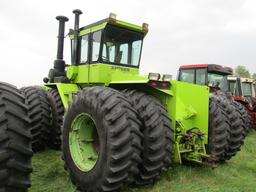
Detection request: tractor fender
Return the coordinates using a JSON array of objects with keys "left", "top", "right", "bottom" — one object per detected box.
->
[{"left": 44, "top": 83, "right": 81, "bottom": 109}]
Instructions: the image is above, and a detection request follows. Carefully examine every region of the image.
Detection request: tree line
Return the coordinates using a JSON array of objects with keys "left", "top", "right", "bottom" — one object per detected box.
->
[{"left": 235, "top": 65, "right": 256, "bottom": 79}]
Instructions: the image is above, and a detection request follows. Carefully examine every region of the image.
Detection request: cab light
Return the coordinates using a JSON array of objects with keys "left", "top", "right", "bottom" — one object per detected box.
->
[
  {"left": 162, "top": 74, "right": 172, "bottom": 82},
  {"left": 109, "top": 13, "right": 117, "bottom": 21},
  {"left": 142, "top": 23, "right": 149, "bottom": 33},
  {"left": 148, "top": 72, "right": 160, "bottom": 81}
]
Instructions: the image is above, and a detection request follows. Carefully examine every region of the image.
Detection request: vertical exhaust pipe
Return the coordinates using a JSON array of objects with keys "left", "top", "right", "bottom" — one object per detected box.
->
[
  {"left": 54, "top": 15, "right": 69, "bottom": 73},
  {"left": 72, "top": 9, "right": 82, "bottom": 65},
  {"left": 44, "top": 15, "right": 69, "bottom": 83}
]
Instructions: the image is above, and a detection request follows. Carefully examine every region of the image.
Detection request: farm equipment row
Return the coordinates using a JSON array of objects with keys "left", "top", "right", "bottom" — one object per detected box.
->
[
  {"left": 178, "top": 64, "right": 256, "bottom": 131},
  {"left": 0, "top": 9, "right": 254, "bottom": 192}
]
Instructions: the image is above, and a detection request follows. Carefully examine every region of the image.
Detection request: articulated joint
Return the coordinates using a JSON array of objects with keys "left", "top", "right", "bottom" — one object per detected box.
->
[{"left": 175, "top": 128, "right": 208, "bottom": 164}]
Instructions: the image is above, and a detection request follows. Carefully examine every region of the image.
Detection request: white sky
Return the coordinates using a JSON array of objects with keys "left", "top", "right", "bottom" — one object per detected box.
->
[{"left": 0, "top": 0, "right": 255, "bottom": 87}]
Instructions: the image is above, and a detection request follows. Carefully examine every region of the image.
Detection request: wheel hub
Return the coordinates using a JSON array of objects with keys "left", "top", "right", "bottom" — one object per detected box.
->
[{"left": 69, "top": 113, "right": 99, "bottom": 172}]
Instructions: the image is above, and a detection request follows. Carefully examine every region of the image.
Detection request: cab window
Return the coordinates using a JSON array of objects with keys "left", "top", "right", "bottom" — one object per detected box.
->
[
  {"left": 101, "top": 25, "right": 143, "bottom": 67},
  {"left": 92, "top": 31, "right": 102, "bottom": 62},
  {"left": 196, "top": 69, "right": 206, "bottom": 85},
  {"left": 179, "top": 69, "right": 195, "bottom": 83},
  {"left": 242, "top": 83, "right": 253, "bottom": 96},
  {"left": 80, "top": 35, "right": 89, "bottom": 63}
]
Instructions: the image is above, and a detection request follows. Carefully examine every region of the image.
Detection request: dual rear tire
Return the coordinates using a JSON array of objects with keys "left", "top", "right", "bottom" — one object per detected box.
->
[
  {"left": 0, "top": 82, "right": 32, "bottom": 192},
  {"left": 62, "top": 87, "right": 142, "bottom": 191},
  {"left": 123, "top": 90, "right": 174, "bottom": 185},
  {"left": 207, "top": 95, "right": 230, "bottom": 163},
  {"left": 46, "top": 89, "right": 64, "bottom": 149},
  {"left": 62, "top": 87, "right": 174, "bottom": 191},
  {"left": 21, "top": 87, "right": 64, "bottom": 151},
  {"left": 207, "top": 94, "right": 246, "bottom": 163},
  {"left": 21, "top": 86, "right": 51, "bottom": 152}
]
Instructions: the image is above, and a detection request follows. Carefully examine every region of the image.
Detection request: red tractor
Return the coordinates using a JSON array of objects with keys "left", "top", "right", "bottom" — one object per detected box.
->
[
  {"left": 178, "top": 64, "right": 232, "bottom": 92},
  {"left": 228, "top": 77, "right": 256, "bottom": 129}
]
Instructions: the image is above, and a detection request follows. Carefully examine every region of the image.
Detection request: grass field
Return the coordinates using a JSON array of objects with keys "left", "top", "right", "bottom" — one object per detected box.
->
[{"left": 30, "top": 131, "right": 256, "bottom": 192}]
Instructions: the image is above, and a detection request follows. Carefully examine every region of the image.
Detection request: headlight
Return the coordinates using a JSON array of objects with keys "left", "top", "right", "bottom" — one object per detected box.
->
[
  {"left": 148, "top": 73, "right": 160, "bottom": 81},
  {"left": 162, "top": 74, "right": 172, "bottom": 82}
]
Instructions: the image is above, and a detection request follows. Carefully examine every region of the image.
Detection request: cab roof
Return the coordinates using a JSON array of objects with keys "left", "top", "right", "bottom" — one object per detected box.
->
[
  {"left": 69, "top": 17, "right": 148, "bottom": 37},
  {"left": 228, "top": 76, "right": 255, "bottom": 83},
  {"left": 179, "top": 64, "right": 233, "bottom": 75},
  {"left": 240, "top": 78, "right": 255, "bottom": 83}
]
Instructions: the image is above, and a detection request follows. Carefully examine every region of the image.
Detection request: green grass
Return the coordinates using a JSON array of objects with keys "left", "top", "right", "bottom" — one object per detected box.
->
[{"left": 30, "top": 131, "right": 256, "bottom": 192}]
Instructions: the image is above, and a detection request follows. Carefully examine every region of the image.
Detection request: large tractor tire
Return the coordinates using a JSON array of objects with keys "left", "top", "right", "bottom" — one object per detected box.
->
[
  {"left": 21, "top": 86, "right": 51, "bottom": 152},
  {"left": 47, "top": 89, "right": 64, "bottom": 149},
  {"left": 220, "top": 98, "right": 245, "bottom": 161},
  {"left": 241, "top": 105, "right": 253, "bottom": 133},
  {"left": 207, "top": 95, "right": 230, "bottom": 163},
  {"left": 0, "top": 82, "right": 33, "bottom": 192},
  {"left": 62, "top": 87, "right": 142, "bottom": 191},
  {"left": 123, "top": 90, "right": 174, "bottom": 185}
]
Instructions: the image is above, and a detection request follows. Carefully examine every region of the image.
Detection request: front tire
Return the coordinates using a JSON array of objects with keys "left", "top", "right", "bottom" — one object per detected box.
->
[
  {"left": 62, "top": 87, "right": 142, "bottom": 191},
  {"left": 241, "top": 105, "right": 253, "bottom": 132}
]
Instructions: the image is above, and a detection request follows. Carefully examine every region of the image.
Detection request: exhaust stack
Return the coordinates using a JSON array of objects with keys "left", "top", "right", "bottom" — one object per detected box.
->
[
  {"left": 44, "top": 15, "right": 69, "bottom": 83},
  {"left": 72, "top": 9, "right": 83, "bottom": 65},
  {"left": 54, "top": 15, "right": 69, "bottom": 74}
]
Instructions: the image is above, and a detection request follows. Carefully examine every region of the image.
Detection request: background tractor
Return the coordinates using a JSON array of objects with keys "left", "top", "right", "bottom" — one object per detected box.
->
[
  {"left": 25, "top": 10, "right": 247, "bottom": 191},
  {"left": 177, "top": 64, "right": 232, "bottom": 92},
  {"left": 228, "top": 77, "right": 256, "bottom": 129},
  {"left": 178, "top": 64, "right": 248, "bottom": 155}
]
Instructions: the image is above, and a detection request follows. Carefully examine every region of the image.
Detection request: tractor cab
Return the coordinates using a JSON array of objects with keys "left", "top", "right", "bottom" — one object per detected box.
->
[
  {"left": 228, "top": 77, "right": 255, "bottom": 97},
  {"left": 69, "top": 14, "right": 147, "bottom": 67},
  {"left": 228, "top": 77, "right": 256, "bottom": 101},
  {"left": 240, "top": 78, "right": 255, "bottom": 97},
  {"left": 46, "top": 11, "right": 148, "bottom": 84},
  {"left": 178, "top": 64, "right": 233, "bottom": 92}
]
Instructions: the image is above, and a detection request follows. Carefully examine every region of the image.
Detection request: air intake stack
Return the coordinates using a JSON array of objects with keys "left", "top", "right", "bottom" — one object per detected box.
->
[
  {"left": 44, "top": 15, "right": 69, "bottom": 83},
  {"left": 72, "top": 9, "right": 83, "bottom": 65},
  {"left": 55, "top": 16, "right": 69, "bottom": 67}
]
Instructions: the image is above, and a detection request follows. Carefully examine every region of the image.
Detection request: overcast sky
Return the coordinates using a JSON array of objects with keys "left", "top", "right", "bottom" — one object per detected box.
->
[{"left": 0, "top": 0, "right": 255, "bottom": 87}]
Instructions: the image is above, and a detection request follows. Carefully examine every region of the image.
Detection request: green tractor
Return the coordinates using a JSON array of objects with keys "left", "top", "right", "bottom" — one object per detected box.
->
[{"left": 26, "top": 10, "right": 245, "bottom": 191}]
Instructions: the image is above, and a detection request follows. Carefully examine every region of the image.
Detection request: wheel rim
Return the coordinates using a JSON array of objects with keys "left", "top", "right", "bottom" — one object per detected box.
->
[{"left": 69, "top": 113, "right": 99, "bottom": 172}]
